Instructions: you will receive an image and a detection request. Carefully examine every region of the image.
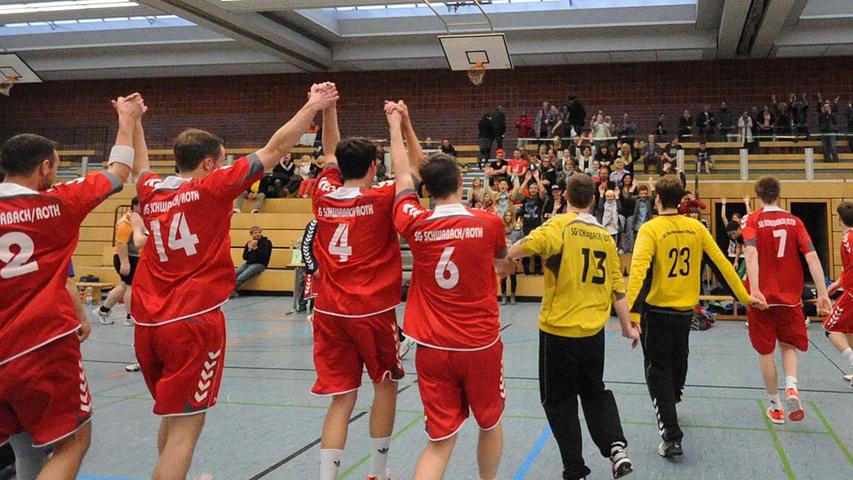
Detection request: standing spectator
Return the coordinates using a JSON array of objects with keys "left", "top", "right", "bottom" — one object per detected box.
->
[
  {"left": 547, "top": 104, "right": 565, "bottom": 138},
  {"left": 771, "top": 95, "right": 793, "bottom": 136},
  {"left": 440, "top": 138, "right": 457, "bottom": 157},
  {"left": 501, "top": 210, "right": 523, "bottom": 304},
  {"left": 625, "top": 184, "right": 654, "bottom": 253},
  {"left": 677, "top": 110, "right": 692, "bottom": 139},
  {"left": 791, "top": 93, "right": 809, "bottom": 136},
  {"left": 610, "top": 159, "right": 630, "bottom": 185},
  {"left": 757, "top": 105, "right": 775, "bottom": 139},
  {"left": 616, "top": 143, "right": 634, "bottom": 170},
  {"left": 478, "top": 113, "right": 495, "bottom": 168},
  {"left": 516, "top": 109, "right": 533, "bottom": 147},
  {"left": 846, "top": 100, "right": 853, "bottom": 153},
  {"left": 717, "top": 101, "right": 734, "bottom": 140},
  {"left": 516, "top": 170, "right": 546, "bottom": 274},
  {"left": 493, "top": 105, "right": 507, "bottom": 150},
  {"left": 591, "top": 113, "right": 611, "bottom": 149},
  {"left": 535, "top": 101, "right": 551, "bottom": 139},
  {"left": 696, "top": 141, "right": 713, "bottom": 174},
  {"left": 494, "top": 177, "right": 514, "bottom": 219},
  {"left": 720, "top": 196, "right": 751, "bottom": 265},
  {"left": 596, "top": 189, "right": 623, "bottom": 247},
  {"left": 233, "top": 226, "right": 272, "bottom": 296},
  {"left": 738, "top": 110, "right": 756, "bottom": 152},
  {"left": 597, "top": 144, "right": 614, "bottom": 167},
  {"left": 640, "top": 134, "right": 663, "bottom": 174},
  {"left": 696, "top": 104, "right": 716, "bottom": 140},
  {"left": 543, "top": 184, "right": 566, "bottom": 221},
  {"left": 616, "top": 113, "right": 637, "bottom": 141},
  {"left": 275, "top": 153, "right": 295, "bottom": 182},
  {"left": 578, "top": 146, "right": 595, "bottom": 173},
  {"left": 540, "top": 153, "right": 558, "bottom": 188},
  {"left": 508, "top": 149, "right": 529, "bottom": 180},
  {"left": 567, "top": 95, "right": 587, "bottom": 136},
  {"left": 654, "top": 113, "right": 668, "bottom": 138},
  {"left": 486, "top": 148, "right": 509, "bottom": 186},
  {"left": 818, "top": 101, "right": 840, "bottom": 163}
]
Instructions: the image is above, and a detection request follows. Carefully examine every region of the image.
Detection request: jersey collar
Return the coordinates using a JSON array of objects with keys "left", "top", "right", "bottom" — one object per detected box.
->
[
  {"left": 0, "top": 183, "right": 38, "bottom": 198},
  {"left": 326, "top": 187, "right": 363, "bottom": 200},
  {"left": 430, "top": 203, "right": 474, "bottom": 219},
  {"left": 762, "top": 205, "right": 785, "bottom": 213},
  {"left": 572, "top": 212, "right": 602, "bottom": 226},
  {"left": 154, "top": 176, "right": 192, "bottom": 191}
]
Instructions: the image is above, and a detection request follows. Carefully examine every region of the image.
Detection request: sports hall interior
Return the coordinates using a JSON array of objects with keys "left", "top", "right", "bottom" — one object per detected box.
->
[{"left": 1, "top": 1, "right": 852, "bottom": 479}]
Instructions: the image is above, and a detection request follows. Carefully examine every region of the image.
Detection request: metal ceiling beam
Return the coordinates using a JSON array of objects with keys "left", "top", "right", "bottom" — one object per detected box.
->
[
  {"left": 750, "top": 0, "right": 798, "bottom": 57},
  {"left": 717, "top": 0, "right": 751, "bottom": 58},
  {"left": 695, "top": 0, "right": 724, "bottom": 30}
]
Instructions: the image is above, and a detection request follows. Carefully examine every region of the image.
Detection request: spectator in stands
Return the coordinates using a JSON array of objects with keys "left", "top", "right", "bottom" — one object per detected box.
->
[
  {"left": 678, "top": 191, "right": 706, "bottom": 215},
  {"left": 596, "top": 189, "right": 623, "bottom": 247},
  {"left": 610, "top": 159, "right": 630, "bottom": 185},
  {"left": 440, "top": 138, "right": 457, "bottom": 157},
  {"left": 624, "top": 183, "right": 653, "bottom": 253},
  {"left": 640, "top": 134, "right": 662, "bottom": 174},
  {"left": 543, "top": 184, "right": 566, "bottom": 221},
  {"left": 508, "top": 149, "right": 528, "bottom": 180},
  {"left": 309, "top": 155, "right": 325, "bottom": 178},
  {"left": 662, "top": 136, "right": 683, "bottom": 166},
  {"left": 818, "top": 101, "right": 840, "bottom": 163},
  {"left": 591, "top": 113, "right": 611, "bottom": 149},
  {"left": 718, "top": 101, "right": 734, "bottom": 140},
  {"left": 558, "top": 159, "right": 578, "bottom": 186},
  {"left": 493, "top": 177, "right": 514, "bottom": 219},
  {"left": 726, "top": 220, "right": 745, "bottom": 271},
  {"left": 660, "top": 160, "right": 687, "bottom": 187},
  {"left": 567, "top": 95, "right": 587, "bottom": 136},
  {"left": 586, "top": 159, "right": 601, "bottom": 177},
  {"left": 696, "top": 104, "right": 716, "bottom": 140},
  {"left": 501, "top": 209, "right": 523, "bottom": 305},
  {"left": 478, "top": 113, "right": 495, "bottom": 168},
  {"left": 516, "top": 170, "right": 546, "bottom": 274},
  {"left": 577, "top": 145, "right": 595, "bottom": 172},
  {"left": 94, "top": 197, "right": 146, "bottom": 326},
  {"left": 721, "top": 196, "right": 750, "bottom": 264},
  {"left": 515, "top": 109, "right": 533, "bottom": 147},
  {"left": 738, "top": 110, "right": 756, "bottom": 152},
  {"left": 771, "top": 95, "right": 793, "bottom": 136},
  {"left": 423, "top": 137, "right": 436, "bottom": 149},
  {"left": 696, "top": 141, "right": 713, "bottom": 174},
  {"left": 616, "top": 143, "right": 634, "bottom": 170},
  {"left": 234, "top": 179, "right": 265, "bottom": 214},
  {"left": 374, "top": 157, "right": 390, "bottom": 182},
  {"left": 535, "top": 101, "right": 550, "bottom": 139},
  {"left": 677, "top": 109, "right": 692, "bottom": 139},
  {"left": 757, "top": 104, "right": 775, "bottom": 139},
  {"left": 791, "top": 93, "right": 809, "bottom": 136},
  {"left": 654, "top": 113, "right": 668, "bottom": 138},
  {"left": 540, "top": 153, "right": 558, "bottom": 187},
  {"left": 467, "top": 176, "right": 485, "bottom": 207},
  {"left": 232, "top": 226, "right": 272, "bottom": 297},
  {"left": 493, "top": 105, "right": 506, "bottom": 150},
  {"left": 486, "top": 148, "right": 509, "bottom": 186},
  {"left": 616, "top": 113, "right": 637, "bottom": 141},
  {"left": 598, "top": 144, "right": 614, "bottom": 166},
  {"left": 259, "top": 171, "right": 285, "bottom": 199},
  {"left": 847, "top": 100, "right": 853, "bottom": 153},
  {"left": 546, "top": 104, "right": 565, "bottom": 138}
]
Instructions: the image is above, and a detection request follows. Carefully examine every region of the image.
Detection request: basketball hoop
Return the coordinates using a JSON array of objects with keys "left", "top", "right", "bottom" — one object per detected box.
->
[
  {"left": 467, "top": 61, "right": 486, "bottom": 86},
  {"left": 0, "top": 75, "right": 20, "bottom": 97}
]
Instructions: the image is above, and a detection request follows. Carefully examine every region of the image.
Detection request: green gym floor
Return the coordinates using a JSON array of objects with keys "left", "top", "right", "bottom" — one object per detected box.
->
[{"left": 69, "top": 297, "right": 853, "bottom": 480}]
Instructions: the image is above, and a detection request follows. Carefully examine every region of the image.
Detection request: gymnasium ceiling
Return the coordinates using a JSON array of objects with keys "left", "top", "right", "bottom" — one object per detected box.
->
[{"left": 0, "top": 0, "right": 852, "bottom": 80}]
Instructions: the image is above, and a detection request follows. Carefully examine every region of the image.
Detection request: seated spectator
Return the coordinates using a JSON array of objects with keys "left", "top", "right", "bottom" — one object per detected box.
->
[
  {"left": 686, "top": 205, "right": 709, "bottom": 229},
  {"left": 508, "top": 149, "right": 529, "bottom": 180},
  {"left": 486, "top": 148, "right": 509, "bottom": 186},
  {"left": 677, "top": 109, "right": 692, "bottom": 139},
  {"left": 440, "top": 138, "right": 457, "bottom": 157},
  {"left": 610, "top": 159, "right": 629, "bottom": 185},
  {"left": 234, "top": 179, "right": 265, "bottom": 214},
  {"left": 597, "top": 144, "right": 614, "bottom": 166},
  {"left": 540, "top": 152, "right": 558, "bottom": 188},
  {"left": 662, "top": 136, "right": 683, "bottom": 166},
  {"left": 640, "top": 134, "right": 662, "bottom": 174},
  {"left": 616, "top": 143, "right": 634, "bottom": 169},
  {"left": 696, "top": 141, "right": 713, "bottom": 174},
  {"left": 233, "top": 226, "right": 273, "bottom": 296},
  {"left": 559, "top": 147, "right": 573, "bottom": 165},
  {"left": 543, "top": 184, "right": 565, "bottom": 220},
  {"left": 274, "top": 153, "right": 295, "bottom": 181},
  {"left": 558, "top": 159, "right": 578, "bottom": 186},
  {"left": 467, "top": 176, "right": 485, "bottom": 207},
  {"left": 577, "top": 145, "right": 595, "bottom": 172},
  {"left": 586, "top": 159, "right": 601, "bottom": 177}
]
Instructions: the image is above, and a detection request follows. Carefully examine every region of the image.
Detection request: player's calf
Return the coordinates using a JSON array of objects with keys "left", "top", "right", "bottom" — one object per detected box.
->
[
  {"left": 152, "top": 413, "right": 206, "bottom": 480},
  {"left": 414, "top": 435, "right": 457, "bottom": 480},
  {"left": 35, "top": 422, "right": 90, "bottom": 480}
]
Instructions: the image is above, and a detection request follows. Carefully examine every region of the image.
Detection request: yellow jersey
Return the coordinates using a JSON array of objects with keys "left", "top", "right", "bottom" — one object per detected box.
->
[
  {"left": 521, "top": 211, "right": 625, "bottom": 338},
  {"left": 626, "top": 213, "right": 750, "bottom": 323}
]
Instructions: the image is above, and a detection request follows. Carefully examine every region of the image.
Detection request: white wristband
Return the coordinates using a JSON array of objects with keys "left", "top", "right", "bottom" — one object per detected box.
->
[{"left": 108, "top": 145, "right": 134, "bottom": 168}]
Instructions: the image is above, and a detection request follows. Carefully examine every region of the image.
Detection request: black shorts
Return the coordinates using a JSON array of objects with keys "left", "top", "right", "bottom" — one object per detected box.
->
[{"left": 112, "top": 254, "right": 139, "bottom": 285}]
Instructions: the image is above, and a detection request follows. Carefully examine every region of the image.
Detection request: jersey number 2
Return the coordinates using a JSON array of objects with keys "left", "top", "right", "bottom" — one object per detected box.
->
[
  {"left": 150, "top": 213, "right": 199, "bottom": 262},
  {"left": 0, "top": 232, "right": 39, "bottom": 279},
  {"left": 435, "top": 247, "right": 459, "bottom": 290}
]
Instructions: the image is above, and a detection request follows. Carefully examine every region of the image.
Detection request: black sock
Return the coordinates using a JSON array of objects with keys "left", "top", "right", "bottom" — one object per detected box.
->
[
  {"left": 126, "top": 314, "right": 131, "bottom": 319},
  {"left": 99, "top": 306, "right": 110, "bottom": 313}
]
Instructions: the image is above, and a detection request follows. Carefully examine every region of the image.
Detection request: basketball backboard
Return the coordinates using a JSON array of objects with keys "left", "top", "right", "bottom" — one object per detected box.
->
[
  {"left": 0, "top": 54, "right": 42, "bottom": 83},
  {"left": 439, "top": 33, "right": 513, "bottom": 71}
]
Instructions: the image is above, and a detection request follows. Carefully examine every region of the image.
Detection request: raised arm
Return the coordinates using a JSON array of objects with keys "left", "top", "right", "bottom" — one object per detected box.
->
[
  {"left": 131, "top": 117, "right": 149, "bottom": 181},
  {"left": 108, "top": 93, "right": 145, "bottom": 183},
  {"left": 399, "top": 102, "right": 424, "bottom": 178},
  {"left": 322, "top": 97, "right": 340, "bottom": 164},
  {"left": 387, "top": 102, "right": 413, "bottom": 194},
  {"left": 255, "top": 83, "right": 339, "bottom": 170}
]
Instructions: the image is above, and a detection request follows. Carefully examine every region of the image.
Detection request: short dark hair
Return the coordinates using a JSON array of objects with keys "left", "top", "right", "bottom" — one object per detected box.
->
[
  {"left": 335, "top": 138, "right": 376, "bottom": 181},
  {"left": 130, "top": 196, "right": 139, "bottom": 208},
  {"left": 637, "top": 184, "right": 649, "bottom": 193},
  {"left": 566, "top": 174, "right": 595, "bottom": 209},
  {"left": 0, "top": 134, "right": 58, "bottom": 176},
  {"left": 755, "top": 176, "right": 781, "bottom": 204},
  {"left": 419, "top": 153, "right": 459, "bottom": 200},
  {"left": 655, "top": 175, "right": 684, "bottom": 209},
  {"left": 174, "top": 129, "right": 224, "bottom": 172},
  {"left": 726, "top": 220, "right": 741, "bottom": 233},
  {"left": 838, "top": 201, "right": 853, "bottom": 227}
]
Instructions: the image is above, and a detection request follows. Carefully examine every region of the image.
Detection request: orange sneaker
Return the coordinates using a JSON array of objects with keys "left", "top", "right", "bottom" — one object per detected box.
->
[
  {"left": 785, "top": 388, "right": 806, "bottom": 422},
  {"left": 766, "top": 406, "right": 785, "bottom": 425}
]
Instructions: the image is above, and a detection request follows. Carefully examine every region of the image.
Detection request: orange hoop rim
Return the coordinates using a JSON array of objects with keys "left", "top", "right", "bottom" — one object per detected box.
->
[{"left": 467, "top": 61, "right": 486, "bottom": 86}]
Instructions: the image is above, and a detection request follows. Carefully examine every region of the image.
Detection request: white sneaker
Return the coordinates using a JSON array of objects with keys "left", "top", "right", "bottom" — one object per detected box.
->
[
  {"left": 251, "top": 209, "right": 260, "bottom": 214},
  {"left": 232, "top": 208, "right": 240, "bottom": 214},
  {"left": 399, "top": 337, "right": 415, "bottom": 359},
  {"left": 125, "top": 363, "right": 140, "bottom": 372},
  {"left": 843, "top": 373, "right": 853, "bottom": 384},
  {"left": 93, "top": 307, "right": 113, "bottom": 325}
]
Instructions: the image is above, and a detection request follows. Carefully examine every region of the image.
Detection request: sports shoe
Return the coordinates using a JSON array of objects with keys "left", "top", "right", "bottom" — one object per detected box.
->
[
  {"left": 785, "top": 388, "right": 805, "bottom": 422},
  {"left": 366, "top": 471, "right": 391, "bottom": 480},
  {"left": 399, "top": 337, "right": 414, "bottom": 359},
  {"left": 125, "top": 363, "right": 140, "bottom": 372},
  {"left": 510, "top": 295, "right": 517, "bottom": 305},
  {"left": 765, "top": 406, "right": 785, "bottom": 425},
  {"left": 232, "top": 208, "right": 240, "bottom": 214},
  {"left": 657, "top": 440, "right": 683, "bottom": 458},
  {"left": 610, "top": 448, "right": 633, "bottom": 478},
  {"left": 93, "top": 307, "right": 113, "bottom": 325},
  {"left": 251, "top": 209, "right": 260, "bottom": 214},
  {"left": 843, "top": 372, "right": 853, "bottom": 384},
  {"left": 500, "top": 295, "right": 507, "bottom": 305}
]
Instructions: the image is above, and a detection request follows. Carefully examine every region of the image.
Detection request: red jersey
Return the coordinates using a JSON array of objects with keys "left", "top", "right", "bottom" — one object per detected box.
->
[
  {"left": 741, "top": 205, "right": 814, "bottom": 306},
  {"left": 840, "top": 229, "right": 853, "bottom": 292},
  {"left": 132, "top": 155, "right": 264, "bottom": 325},
  {"left": 0, "top": 173, "right": 122, "bottom": 365},
  {"left": 508, "top": 159, "right": 529, "bottom": 177},
  {"left": 311, "top": 164, "right": 402, "bottom": 317},
  {"left": 393, "top": 192, "right": 506, "bottom": 350}
]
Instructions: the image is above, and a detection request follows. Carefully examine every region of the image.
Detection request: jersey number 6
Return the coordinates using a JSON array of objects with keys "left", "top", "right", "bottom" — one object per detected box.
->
[{"left": 435, "top": 246, "right": 459, "bottom": 290}]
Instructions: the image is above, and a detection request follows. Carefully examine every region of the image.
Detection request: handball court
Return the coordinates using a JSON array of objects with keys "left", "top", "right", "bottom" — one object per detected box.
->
[{"left": 74, "top": 298, "right": 853, "bottom": 480}]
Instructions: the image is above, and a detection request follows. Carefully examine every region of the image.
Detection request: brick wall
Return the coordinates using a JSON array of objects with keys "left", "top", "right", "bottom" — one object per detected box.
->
[{"left": 1, "top": 57, "right": 851, "bottom": 150}]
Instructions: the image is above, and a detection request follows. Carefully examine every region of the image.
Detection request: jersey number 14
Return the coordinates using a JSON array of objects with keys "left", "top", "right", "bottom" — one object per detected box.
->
[{"left": 150, "top": 212, "right": 199, "bottom": 262}]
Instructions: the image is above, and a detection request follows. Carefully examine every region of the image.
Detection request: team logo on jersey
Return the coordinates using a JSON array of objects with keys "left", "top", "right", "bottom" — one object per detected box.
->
[
  {"left": 402, "top": 203, "right": 424, "bottom": 218},
  {"left": 143, "top": 177, "right": 163, "bottom": 188},
  {"left": 194, "top": 349, "right": 221, "bottom": 403},
  {"left": 318, "top": 177, "right": 337, "bottom": 193},
  {"left": 78, "top": 360, "right": 92, "bottom": 414}
]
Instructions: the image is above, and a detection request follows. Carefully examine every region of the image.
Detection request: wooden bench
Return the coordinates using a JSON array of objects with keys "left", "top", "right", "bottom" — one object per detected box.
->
[
  {"left": 698, "top": 294, "right": 745, "bottom": 321},
  {"left": 76, "top": 281, "right": 118, "bottom": 303}
]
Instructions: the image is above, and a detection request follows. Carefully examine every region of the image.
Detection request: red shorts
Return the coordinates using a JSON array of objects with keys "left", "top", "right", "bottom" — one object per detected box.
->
[
  {"left": 0, "top": 334, "right": 92, "bottom": 447},
  {"left": 748, "top": 306, "right": 808, "bottom": 355},
  {"left": 134, "top": 309, "right": 226, "bottom": 416},
  {"left": 824, "top": 293, "right": 853, "bottom": 334},
  {"left": 311, "top": 310, "right": 404, "bottom": 396},
  {"left": 415, "top": 340, "right": 505, "bottom": 441}
]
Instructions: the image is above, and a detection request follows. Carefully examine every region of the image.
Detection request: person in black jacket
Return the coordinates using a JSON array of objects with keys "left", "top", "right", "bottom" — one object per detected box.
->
[
  {"left": 493, "top": 105, "right": 507, "bottom": 150},
  {"left": 818, "top": 102, "right": 840, "bottom": 163},
  {"left": 233, "top": 226, "right": 273, "bottom": 295},
  {"left": 478, "top": 113, "right": 495, "bottom": 169},
  {"left": 677, "top": 110, "right": 692, "bottom": 139},
  {"left": 567, "top": 95, "right": 586, "bottom": 136},
  {"left": 696, "top": 104, "right": 716, "bottom": 140}
]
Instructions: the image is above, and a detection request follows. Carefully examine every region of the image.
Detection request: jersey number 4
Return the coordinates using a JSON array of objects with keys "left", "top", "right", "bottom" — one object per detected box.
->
[
  {"left": 329, "top": 224, "right": 353, "bottom": 262},
  {"left": 150, "top": 212, "right": 199, "bottom": 262},
  {"left": 0, "top": 232, "right": 39, "bottom": 279}
]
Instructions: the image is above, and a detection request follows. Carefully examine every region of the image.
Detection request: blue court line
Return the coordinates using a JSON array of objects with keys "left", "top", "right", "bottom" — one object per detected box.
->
[
  {"left": 78, "top": 475, "right": 140, "bottom": 480},
  {"left": 513, "top": 425, "right": 552, "bottom": 479}
]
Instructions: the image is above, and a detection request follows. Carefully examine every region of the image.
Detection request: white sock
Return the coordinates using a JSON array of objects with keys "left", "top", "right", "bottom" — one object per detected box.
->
[
  {"left": 768, "top": 393, "right": 781, "bottom": 408},
  {"left": 785, "top": 376, "right": 798, "bottom": 390},
  {"left": 320, "top": 448, "right": 343, "bottom": 480},
  {"left": 369, "top": 436, "right": 391, "bottom": 478},
  {"left": 842, "top": 347, "right": 853, "bottom": 367}
]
